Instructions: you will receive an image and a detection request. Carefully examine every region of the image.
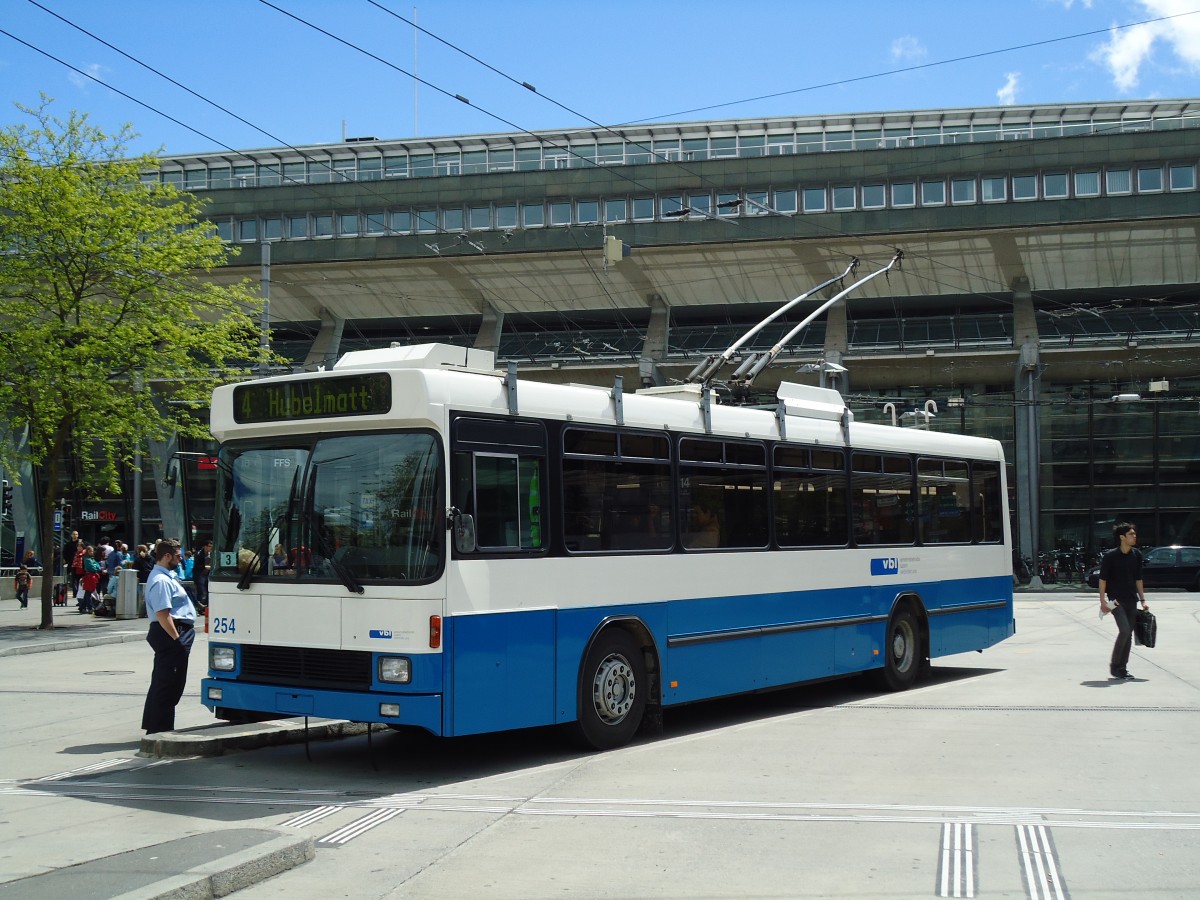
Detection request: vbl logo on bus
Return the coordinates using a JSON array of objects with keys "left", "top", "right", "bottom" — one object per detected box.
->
[{"left": 870, "top": 557, "right": 900, "bottom": 576}]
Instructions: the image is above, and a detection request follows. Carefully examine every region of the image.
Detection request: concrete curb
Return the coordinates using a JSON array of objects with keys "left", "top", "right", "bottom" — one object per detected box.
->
[
  {"left": 0, "top": 630, "right": 146, "bottom": 657},
  {"left": 109, "top": 831, "right": 314, "bottom": 900},
  {"left": 0, "top": 829, "right": 313, "bottom": 900},
  {"left": 139, "top": 717, "right": 382, "bottom": 758}
]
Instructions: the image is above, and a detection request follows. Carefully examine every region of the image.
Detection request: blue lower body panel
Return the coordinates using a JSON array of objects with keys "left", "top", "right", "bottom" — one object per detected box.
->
[{"left": 446, "top": 609, "right": 556, "bottom": 735}]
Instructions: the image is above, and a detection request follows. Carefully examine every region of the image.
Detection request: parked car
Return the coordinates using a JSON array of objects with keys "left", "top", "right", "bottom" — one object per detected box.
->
[{"left": 1087, "top": 545, "right": 1200, "bottom": 591}]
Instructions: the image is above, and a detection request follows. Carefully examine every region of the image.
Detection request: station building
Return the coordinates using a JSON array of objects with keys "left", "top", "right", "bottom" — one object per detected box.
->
[{"left": 4, "top": 98, "right": 1199, "bottom": 569}]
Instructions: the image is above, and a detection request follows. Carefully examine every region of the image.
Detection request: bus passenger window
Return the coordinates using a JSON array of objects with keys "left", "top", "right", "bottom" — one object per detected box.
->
[
  {"left": 852, "top": 453, "right": 914, "bottom": 546},
  {"left": 918, "top": 459, "right": 971, "bottom": 544},
  {"left": 562, "top": 427, "right": 673, "bottom": 554},
  {"left": 679, "top": 437, "right": 768, "bottom": 550},
  {"left": 773, "top": 446, "right": 848, "bottom": 547},
  {"left": 973, "top": 462, "right": 1003, "bottom": 543}
]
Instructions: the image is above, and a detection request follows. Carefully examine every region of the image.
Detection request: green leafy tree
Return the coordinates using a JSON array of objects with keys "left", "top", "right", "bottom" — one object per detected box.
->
[{"left": 0, "top": 97, "right": 270, "bottom": 628}]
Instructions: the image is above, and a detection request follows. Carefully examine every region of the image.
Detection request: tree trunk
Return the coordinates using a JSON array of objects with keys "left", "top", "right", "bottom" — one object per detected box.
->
[{"left": 36, "top": 436, "right": 66, "bottom": 630}]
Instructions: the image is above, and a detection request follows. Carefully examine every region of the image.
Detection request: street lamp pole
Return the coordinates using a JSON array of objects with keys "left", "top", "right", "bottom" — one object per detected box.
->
[
  {"left": 132, "top": 371, "right": 143, "bottom": 548},
  {"left": 260, "top": 241, "right": 271, "bottom": 376}
]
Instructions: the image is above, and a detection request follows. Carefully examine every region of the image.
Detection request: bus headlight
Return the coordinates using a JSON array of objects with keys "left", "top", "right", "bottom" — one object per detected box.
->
[
  {"left": 378, "top": 656, "right": 411, "bottom": 684},
  {"left": 210, "top": 646, "right": 236, "bottom": 672}
]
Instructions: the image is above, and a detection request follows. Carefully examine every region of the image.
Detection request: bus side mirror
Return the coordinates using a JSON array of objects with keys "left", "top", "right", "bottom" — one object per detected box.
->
[{"left": 449, "top": 509, "right": 475, "bottom": 554}]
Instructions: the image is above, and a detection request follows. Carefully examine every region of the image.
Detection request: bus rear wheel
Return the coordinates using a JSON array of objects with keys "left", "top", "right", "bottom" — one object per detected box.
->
[
  {"left": 872, "top": 607, "right": 922, "bottom": 692},
  {"left": 572, "top": 630, "right": 647, "bottom": 751}
]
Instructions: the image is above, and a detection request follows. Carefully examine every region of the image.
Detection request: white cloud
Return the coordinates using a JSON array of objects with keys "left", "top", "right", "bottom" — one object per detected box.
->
[
  {"left": 1093, "top": 0, "right": 1200, "bottom": 92},
  {"left": 67, "top": 63, "right": 106, "bottom": 91},
  {"left": 890, "top": 36, "right": 927, "bottom": 63},
  {"left": 1054, "top": 0, "right": 1094, "bottom": 8},
  {"left": 997, "top": 72, "right": 1021, "bottom": 105}
]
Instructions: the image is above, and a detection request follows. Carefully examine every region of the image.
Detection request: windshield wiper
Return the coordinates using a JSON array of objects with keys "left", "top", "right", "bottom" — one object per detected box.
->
[
  {"left": 238, "top": 463, "right": 303, "bottom": 591},
  {"left": 319, "top": 527, "right": 364, "bottom": 595},
  {"left": 237, "top": 510, "right": 288, "bottom": 591},
  {"left": 300, "top": 465, "right": 364, "bottom": 595}
]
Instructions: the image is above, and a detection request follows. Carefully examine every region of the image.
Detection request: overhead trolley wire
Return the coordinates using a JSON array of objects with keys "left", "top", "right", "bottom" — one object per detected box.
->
[{"left": 14, "top": 1, "right": 1181, "bottom": 350}]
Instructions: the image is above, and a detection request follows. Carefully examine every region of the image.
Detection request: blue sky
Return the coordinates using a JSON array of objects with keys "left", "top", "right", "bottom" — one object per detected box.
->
[{"left": 1, "top": 0, "right": 1198, "bottom": 157}]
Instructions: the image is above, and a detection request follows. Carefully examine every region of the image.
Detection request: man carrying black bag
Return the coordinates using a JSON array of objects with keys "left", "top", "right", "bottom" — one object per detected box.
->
[
  {"left": 1135, "top": 607, "right": 1157, "bottom": 649},
  {"left": 141, "top": 539, "right": 198, "bottom": 734},
  {"left": 1098, "top": 522, "right": 1150, "bottom": 681}
]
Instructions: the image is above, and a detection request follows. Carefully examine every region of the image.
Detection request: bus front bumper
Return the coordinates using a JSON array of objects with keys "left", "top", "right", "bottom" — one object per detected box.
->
[{"left": 200, "top": 678, "right": 443, "bottom": 734}]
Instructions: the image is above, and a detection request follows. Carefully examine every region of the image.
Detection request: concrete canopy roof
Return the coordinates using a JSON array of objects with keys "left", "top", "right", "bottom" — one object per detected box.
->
[{"left": 208, "top": 215, "right": 1199, "bottom": 325}]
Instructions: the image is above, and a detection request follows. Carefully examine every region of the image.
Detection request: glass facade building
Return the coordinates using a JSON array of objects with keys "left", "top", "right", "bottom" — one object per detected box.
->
[{"left": 4, "top": 99, "right": 1198, "bottom": 566}]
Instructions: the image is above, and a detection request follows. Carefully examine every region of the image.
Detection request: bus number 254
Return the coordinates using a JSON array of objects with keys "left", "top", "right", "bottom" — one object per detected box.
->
[{"left": 211, "top": 617, "right": 236, "bottom": 634}]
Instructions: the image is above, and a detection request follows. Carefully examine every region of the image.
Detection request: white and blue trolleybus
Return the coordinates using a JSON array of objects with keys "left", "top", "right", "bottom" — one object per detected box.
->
[{"left": 202, "top": 342, "right": 1015, "bottom": 749}]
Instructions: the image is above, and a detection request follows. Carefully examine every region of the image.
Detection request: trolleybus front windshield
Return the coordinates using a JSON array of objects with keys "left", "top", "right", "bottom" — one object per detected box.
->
[{"left": 213, "top": 432, "right": 443, "bottom": 585}]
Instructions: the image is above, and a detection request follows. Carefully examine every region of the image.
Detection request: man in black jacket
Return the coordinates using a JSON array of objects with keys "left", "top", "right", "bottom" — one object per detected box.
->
[
  {"left": 1098, "top": 522, "right": 1150, "bottom": 680},
  {"left": 192, "top": 539, "right": 212, "bottom": 612}
]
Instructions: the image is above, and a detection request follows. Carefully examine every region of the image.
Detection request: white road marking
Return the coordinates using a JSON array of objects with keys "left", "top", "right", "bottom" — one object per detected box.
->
[
  {"left": 1018, "top": 823, "right": 1066, "bottom": 900},
  {"left": 34, "top": 759, "right": 124, "bottom": 782},
  {"left": 281, "top": 804, "right": 345, "bottom": 828},
  {"left": 318, "top": 807, "right": 404, "bottom": 845},
  {"left": 938, "top": 822, "right": 975, "bottom": 898}
]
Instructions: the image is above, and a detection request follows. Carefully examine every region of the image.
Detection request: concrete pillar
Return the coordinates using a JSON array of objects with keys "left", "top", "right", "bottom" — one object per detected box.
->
[
  {"left": 304, "top": 308, "right": 346, "bottom": 370},
  {"left": 823, "top": 295, "right": 850, "bottom": 393},
  {"left": 1011, "top": 276, "right": 1043, "bottom": 584},
  {"left": 639, "top": 293, "right": 671, "bottom": 387},
  {"left": 475, "top": 302, "right": 505, "bottom": 355}
]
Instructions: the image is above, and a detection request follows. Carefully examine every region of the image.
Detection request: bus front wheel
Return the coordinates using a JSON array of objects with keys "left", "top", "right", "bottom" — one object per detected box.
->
[
  {"left": 872, "top": 607, "right": 921, "bottom": 692},
  {"left": 572, "top": 630, "right": 647, "bottom": 750}
]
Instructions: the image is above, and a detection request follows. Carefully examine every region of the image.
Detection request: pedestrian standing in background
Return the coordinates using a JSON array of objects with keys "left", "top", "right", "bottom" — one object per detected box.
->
[
  {"left": 1098, "top": 521, "right": 1150, "bottom": 680},
  {"left": 62, "top": 530, "right": 79, "bottom": 578},
  {"left": 193, "top": 539, "right": 212, "bottom": 612},
  {"left": 69, "top": 539, "right": 85, "bottom": 597},
  {"left": 133, "top": 544, "right": 155, "bottom": 583},
  {"left": 79, "top": 545, "right": 102, "bottom": 614},
  {"left": 13, "top": 565, "right": 31, "bottom": 609},
  {"left": 105, "top": 540, "right": 126, "bottom": 596},
  {"left": 96, "top": 537, "right": 112, "bottom": 597},
  {"left": 141, "top": 539, "right": 197, "bottom": 734}
]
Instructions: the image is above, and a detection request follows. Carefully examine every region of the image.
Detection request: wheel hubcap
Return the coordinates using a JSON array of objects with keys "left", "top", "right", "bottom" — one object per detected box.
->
[
  {"left": 892, "top": 621, "right": 914, "bottom": 671},
  {"left": 592, "top": 653, "right": 636, "bottom": 725}
]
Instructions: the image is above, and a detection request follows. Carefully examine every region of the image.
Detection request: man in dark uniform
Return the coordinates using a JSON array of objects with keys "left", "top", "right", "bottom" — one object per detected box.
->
[
  {"left": 141, "top": 539, "right": 197, "bottom": 733},
  {"left": 1098, "top": 522, "right": 1150, "bottom": 680}
]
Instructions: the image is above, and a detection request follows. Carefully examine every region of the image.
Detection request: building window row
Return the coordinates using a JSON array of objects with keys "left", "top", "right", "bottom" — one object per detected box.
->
[
  {"left": 210, "top": 161, "right": 1197, "bottom": 243},
  {"left": 150, "top": 112, "right": 1200, "bottom": 191}
]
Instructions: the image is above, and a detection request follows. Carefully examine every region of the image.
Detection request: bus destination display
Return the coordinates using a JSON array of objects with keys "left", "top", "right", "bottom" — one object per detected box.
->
[{"left": 233, "top": 373, "right": 392, "bottom": 423}]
